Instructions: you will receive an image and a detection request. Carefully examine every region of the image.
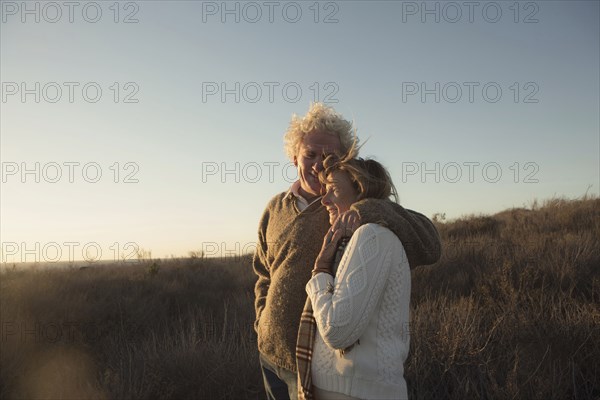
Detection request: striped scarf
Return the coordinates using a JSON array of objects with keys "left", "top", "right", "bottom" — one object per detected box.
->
[{"left": 296, "top": 237, "right": 351, "bottom": 400}]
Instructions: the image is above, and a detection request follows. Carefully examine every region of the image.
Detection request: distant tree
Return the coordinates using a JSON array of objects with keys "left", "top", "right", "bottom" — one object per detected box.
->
[
  {"left": 136, "top": 248, "right": 152, "bottom": 262},
  {"left": 432, "top": 212, "right": 446, "bottom": 223},
  {"left": 188, "top": 250, "right": 204, "bottom": 259}
]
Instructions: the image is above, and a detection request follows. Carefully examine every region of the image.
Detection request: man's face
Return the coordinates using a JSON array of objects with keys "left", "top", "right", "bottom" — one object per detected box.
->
[{"left": 294, "top": 131, "right": 342, "bottom": 201}]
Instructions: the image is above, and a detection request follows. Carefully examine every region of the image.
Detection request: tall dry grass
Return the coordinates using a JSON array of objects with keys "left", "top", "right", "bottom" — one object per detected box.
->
[
  {"left": 409, "top": 196, "right": 600, "bottom": 399},
  {"left": 1, "top": 196, "right": 599, "bottom": 399},
  {"left": 1, "top": 258, "right": 262, "bottom": 399}
]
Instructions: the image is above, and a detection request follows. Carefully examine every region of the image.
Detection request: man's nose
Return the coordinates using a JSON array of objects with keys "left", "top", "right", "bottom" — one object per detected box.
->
[
  {"left": 321, "top": 191, "right": 331, "bottom": 205},
  {"left": 313, "top": 156, "right": 324, "bottom": 172}
]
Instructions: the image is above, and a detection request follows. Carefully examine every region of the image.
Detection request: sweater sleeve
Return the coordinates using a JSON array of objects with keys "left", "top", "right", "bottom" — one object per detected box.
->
[
  {"left": 306, "top": 224, "right": 402, "bottom": 350},
  {"left": 351, "top": 198, "right": 441, "bottom": 268},
  {"left": 252, "top": 205, "right": 271, "bottom": 334}
]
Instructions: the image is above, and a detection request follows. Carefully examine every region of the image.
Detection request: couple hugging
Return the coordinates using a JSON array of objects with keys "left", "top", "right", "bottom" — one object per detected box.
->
[{"left": 253, "top": 103, "right": 442, "bottom": 400}]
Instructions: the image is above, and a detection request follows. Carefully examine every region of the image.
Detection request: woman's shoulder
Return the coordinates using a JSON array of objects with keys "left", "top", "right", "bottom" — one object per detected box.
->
[
  {"left": 348, "top": 224, "right": 409, "bottom": 266},
  {"left": 351, "top": 223, "right": 405, "bottom": 251},
  {"left": 354, "top": 223, "right": 399, "bottom": 239}
]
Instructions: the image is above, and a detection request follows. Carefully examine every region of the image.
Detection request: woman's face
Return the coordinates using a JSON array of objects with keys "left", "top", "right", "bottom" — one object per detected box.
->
[{"left": 321, "top": 170, "right": 360, "bottom": 225}]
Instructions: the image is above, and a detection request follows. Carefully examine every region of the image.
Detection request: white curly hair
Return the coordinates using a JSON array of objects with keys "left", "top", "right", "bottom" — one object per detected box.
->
[{"left": 283, "top": 103, "right": 357, "bottom": 161}]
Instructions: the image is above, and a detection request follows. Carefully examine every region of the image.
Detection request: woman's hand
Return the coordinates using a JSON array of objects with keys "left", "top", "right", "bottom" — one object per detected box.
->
[
  {"left": 336, "top": 210, "right": 361, "bottom": 236},
  {"left": 313, "top": 218, "right": 345, "bottom": 276},
  {"left": 312, "top": 211, "right": 361, "bottom": 276}
]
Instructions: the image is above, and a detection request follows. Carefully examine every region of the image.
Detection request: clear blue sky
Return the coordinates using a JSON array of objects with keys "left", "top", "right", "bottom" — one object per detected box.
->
[{"left": 1, "top": 1, "right": 599, "bottom": 262}]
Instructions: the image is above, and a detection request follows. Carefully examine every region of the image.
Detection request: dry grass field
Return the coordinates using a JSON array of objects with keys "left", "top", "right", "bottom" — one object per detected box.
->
[{"left": 1, "top": 196, "right": 599, "bottom": 399}]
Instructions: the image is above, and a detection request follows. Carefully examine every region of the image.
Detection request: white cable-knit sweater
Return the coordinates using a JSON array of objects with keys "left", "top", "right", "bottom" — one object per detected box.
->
[{"left": 306, "top": 223, "right": 411, "bottom": 400}]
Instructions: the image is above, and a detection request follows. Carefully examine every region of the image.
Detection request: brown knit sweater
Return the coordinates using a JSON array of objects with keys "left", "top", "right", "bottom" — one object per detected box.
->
[{"left": 253, "top": 191, "right": 441, "bottom": 372}]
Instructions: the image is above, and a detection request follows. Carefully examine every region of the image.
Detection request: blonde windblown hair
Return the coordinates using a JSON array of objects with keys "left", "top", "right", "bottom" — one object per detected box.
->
[
  {"left": 283, "top": 103, "right": 357, "bottom": 161},
  {"left": 319, "top": 144, "right": 399, "bottom": 203}
]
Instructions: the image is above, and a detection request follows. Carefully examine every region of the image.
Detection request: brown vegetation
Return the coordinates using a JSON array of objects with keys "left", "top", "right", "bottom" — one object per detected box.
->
[{"left": 1, "top": 196, "right": 599, "bottom": 399}]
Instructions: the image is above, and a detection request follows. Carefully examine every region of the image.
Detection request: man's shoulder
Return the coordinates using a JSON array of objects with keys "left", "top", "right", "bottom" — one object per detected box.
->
[
  {"left": 264, "top": 191, "right": 290, "bottom": 209},
  {"left": 269, "top": 191, "right": 289, "bottom": 203},
  {"left": 259, "top": 191, "right": 293, "bottom": 217}
]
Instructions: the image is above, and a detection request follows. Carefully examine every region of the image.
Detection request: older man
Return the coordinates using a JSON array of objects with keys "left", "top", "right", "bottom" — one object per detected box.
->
[{"left": 253, "top": 103, "right": 441, "bottom": 399}]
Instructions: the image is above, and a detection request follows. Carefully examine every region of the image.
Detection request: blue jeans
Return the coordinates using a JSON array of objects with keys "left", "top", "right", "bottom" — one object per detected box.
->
[{"left": 259, "top": 353, "right": 298, "bottom": 400}]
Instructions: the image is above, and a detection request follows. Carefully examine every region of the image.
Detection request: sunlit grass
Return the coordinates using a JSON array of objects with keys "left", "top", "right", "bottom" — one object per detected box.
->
[{"left": 1, "top": 196, "right": 598, "bottom": 399}]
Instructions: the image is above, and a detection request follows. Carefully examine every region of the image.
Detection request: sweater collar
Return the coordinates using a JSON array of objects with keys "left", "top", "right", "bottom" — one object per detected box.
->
[{"left": 286, "top": 181, "right": 322, "bottom": 212}]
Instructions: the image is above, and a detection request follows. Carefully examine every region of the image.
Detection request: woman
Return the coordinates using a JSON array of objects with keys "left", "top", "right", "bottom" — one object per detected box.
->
[{"left": 297, "top": 155, "right": 411, "bottom": 400}]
